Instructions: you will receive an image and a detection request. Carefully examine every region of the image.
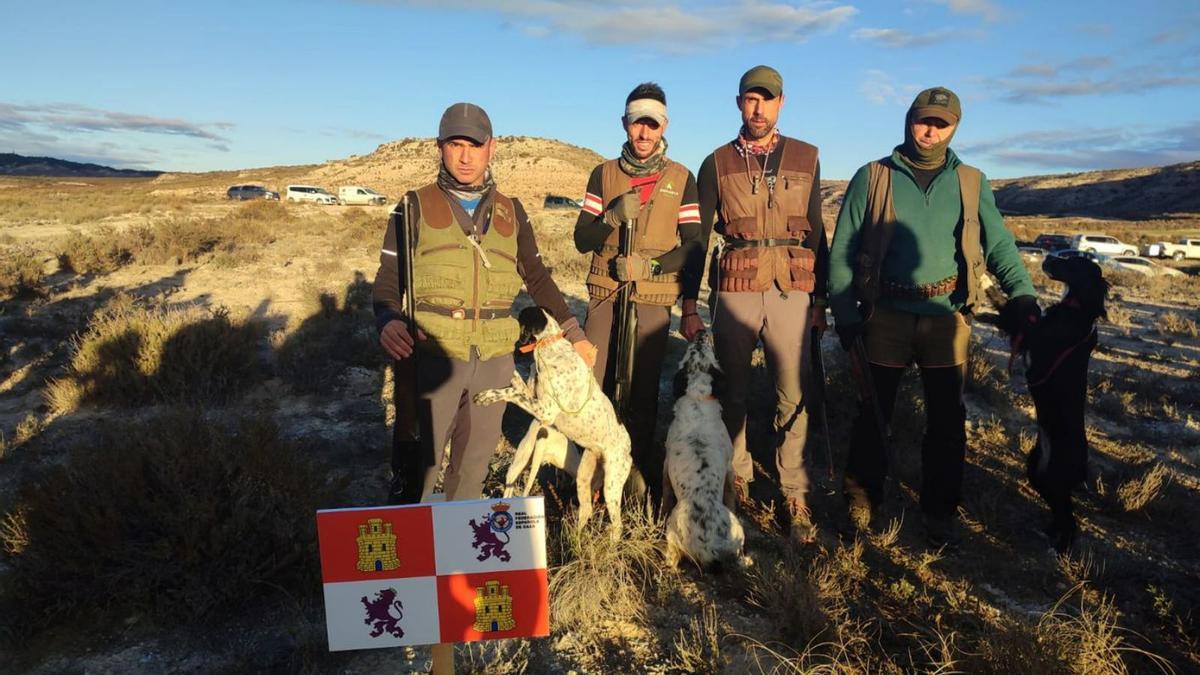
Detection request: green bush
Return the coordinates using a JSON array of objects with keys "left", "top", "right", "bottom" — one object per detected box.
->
[
  {"left": 4, "top": 411, "right": 326, "bottom": 633},
  {"left": 46, "top": 294, "right": 265, "bottom": 412}
]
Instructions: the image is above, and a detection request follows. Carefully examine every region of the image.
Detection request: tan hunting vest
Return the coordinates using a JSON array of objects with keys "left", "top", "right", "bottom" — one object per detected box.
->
[
  {"left": 586, "top": 159, "right": 689, "bottom": 306},
  {"left": 410, "top": 184, "right": 522, "bottom": 361},
  {"left": 853, "top": 158, "right": 985, "bottom": 310},
  {"left": 713, "top": 137, "right": 820, "bottom": 293}
]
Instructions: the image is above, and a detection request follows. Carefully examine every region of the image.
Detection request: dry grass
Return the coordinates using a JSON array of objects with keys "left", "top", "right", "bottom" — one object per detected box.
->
[
  {"left": 0, "top": 509, "right": 28, "bottom": 556},
  {"left": 1160, "top": 312, "right": 1199, "bottom": 338},
  {"left": 0, "top": 245, "right": 45, "bottom": 300},
  {"left": 1117, "top": 464, "right": 1171, "bottom": 513},
  {"left": 1038, "top": 585, "right": 1176, "bottom": 675},
  {"left": 45, "top": 293, "right": 265, "bottom": 413},
  {"left": 0, "top": 177, "right": 197, "bottom": 225},
  {"left": 274, "top": 273, "right": 382, "bottom": 393},
  {"left": 3, "top": 410, "right": 327, "bottom": 633},
  {"left": 0, "top": 414, "right": 44, "bottom": 461},
  {"left": 669, "top": 603, "right": 725, "bottom": 674}
]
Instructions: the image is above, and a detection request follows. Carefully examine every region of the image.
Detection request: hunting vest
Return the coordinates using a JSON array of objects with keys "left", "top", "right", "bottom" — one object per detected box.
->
[
  {"left": 853, "top": 158, "right": 985, "bottom": 310},
  {"left": 410, "top": 184, "right": 522, "bottom": 361},
  {"left": 586, "top": 159, "right": 689, "bottom": 306},
  {"left": 713, "top": 137, "right": 820, "bottom": 293}
]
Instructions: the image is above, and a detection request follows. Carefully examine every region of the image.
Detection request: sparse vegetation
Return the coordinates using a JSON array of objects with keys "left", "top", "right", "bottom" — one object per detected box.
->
[
  {"left": 0, "top": 245, "right": 45, "bottom": 299},
  {"left": 1117, "top": 463, "right": 1170, "bottom": 513}
]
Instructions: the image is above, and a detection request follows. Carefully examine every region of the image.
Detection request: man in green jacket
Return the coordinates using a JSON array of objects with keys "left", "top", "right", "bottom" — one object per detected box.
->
[{"left": 828, "top": 87, "right": 1040, "bottom": 546}]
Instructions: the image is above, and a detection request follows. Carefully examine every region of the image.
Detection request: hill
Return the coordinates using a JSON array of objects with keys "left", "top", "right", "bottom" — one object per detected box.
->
[
  {"left": 0, "top": 152, "right": 161, "bottom": 178},
  {"left": 991, "top": 160, "right": 1200, "bottom": 218}
]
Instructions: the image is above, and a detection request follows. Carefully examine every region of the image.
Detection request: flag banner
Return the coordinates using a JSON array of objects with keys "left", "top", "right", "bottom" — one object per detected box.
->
[{"left": 317, "top": 497, "right": 548, "bottom": 652}]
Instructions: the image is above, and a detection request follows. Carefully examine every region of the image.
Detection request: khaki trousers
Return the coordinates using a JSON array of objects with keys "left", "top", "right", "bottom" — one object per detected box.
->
[{"left": 712, "top": 288, "right": 812, "bottom": 500}]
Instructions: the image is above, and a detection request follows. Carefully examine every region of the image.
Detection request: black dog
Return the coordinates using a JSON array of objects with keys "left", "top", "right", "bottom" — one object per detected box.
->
[{"left": 1001, "top": 256, "right": 1109, "bottom": 552}]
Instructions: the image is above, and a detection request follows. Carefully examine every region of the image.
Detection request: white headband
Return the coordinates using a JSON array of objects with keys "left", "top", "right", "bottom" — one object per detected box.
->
[{"left": 624, "top": 98, "right": 667, "bottom": 125}]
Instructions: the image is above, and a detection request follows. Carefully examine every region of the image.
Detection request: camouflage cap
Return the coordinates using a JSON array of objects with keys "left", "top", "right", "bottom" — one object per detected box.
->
[
  {"left": 739, "top": 65, "right": 783, "bottom": 98},
  {"left": 438, "top": 102, "right": 493, "bottom": 144},
  {"left": 909, "top": 87, "right": 961, "bottom": 124}
]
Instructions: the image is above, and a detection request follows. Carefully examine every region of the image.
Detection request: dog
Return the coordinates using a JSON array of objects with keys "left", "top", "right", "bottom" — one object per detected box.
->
[
  {"left": 474, "top": 306, "right": 633, "bottom": 540},
  {"left": 659, "top": 330, "right": 745, "bottom": 571},
  {"left": 502, "top": 421, "right": 584, "bottom": 498},
  {"left": 1001, "top": 255, "right": 1109, "bottom": 552}
]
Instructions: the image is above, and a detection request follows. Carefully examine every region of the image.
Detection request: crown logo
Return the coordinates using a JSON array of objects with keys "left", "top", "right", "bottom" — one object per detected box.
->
[{"left": 491, "top": 501, "right": 511, "bottom": 513}]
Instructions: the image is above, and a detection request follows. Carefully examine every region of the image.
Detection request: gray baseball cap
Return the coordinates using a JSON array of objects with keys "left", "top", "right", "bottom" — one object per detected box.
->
[{"left": 438, "top": 102, "right": 493, "bottom": 143}]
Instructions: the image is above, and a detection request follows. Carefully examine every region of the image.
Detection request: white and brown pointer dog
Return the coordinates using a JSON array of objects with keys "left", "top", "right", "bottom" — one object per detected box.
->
[
  {"left": 474, "top": 306, "right": 633, "bottom": 540},
  {"left": 660, "top": 330, "right": 745, "bottom": 570}
]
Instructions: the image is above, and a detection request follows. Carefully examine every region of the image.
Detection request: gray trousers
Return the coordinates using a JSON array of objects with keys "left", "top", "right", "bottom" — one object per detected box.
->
[
  {"left": 712, "top": 288, "right": 812, "bottom": 500},
  {"left": 414, "top": 351, "right": 513, "bottom": 501}
]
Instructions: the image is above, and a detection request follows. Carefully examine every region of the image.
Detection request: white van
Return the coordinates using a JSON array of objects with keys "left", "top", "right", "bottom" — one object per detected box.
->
[
  {"left": 285, "top": 185, "right": 338, "bottom": 205},
  {"left": 1069, "top": 234, "right": 1137, "bottom": 256},
  {"left": 338, "top": 185, "right": 388, "bottom": 206}
]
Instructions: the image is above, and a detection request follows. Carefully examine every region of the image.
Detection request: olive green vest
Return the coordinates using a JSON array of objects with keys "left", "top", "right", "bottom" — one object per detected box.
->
[
  {"left": 586, "top": 159, "right": 689, "bottom": 306},
  {"left": 713, "top": 137, "right": 820, "bottom": 293},
  {"left": 411, "top": 184, "right": 521, "bottom": 361},
  {"left": 853, "top": 158, "right": 984, "bottom": 310}
]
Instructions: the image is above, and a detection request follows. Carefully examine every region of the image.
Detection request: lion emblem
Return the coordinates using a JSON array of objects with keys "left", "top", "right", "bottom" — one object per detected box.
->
[
  {"left": 469, "top": 512, "right": 512, "bottom": 562},
  {"left": 361, "top": 588, "right": 405, "bottom": 638}
]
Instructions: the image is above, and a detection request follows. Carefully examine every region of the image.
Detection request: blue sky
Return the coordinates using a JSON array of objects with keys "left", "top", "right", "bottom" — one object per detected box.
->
[{"left": 2, "top": 0, "right": 1197, "bottom": 178}]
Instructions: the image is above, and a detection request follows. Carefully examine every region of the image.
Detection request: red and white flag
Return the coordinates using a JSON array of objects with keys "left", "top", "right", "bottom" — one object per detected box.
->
[{"left": 317, "top": 497, "right": 549, "bottom": 652}]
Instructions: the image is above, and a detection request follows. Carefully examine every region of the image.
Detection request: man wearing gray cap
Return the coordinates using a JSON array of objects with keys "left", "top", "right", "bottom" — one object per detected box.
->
[
  {"left": 573, "top": 82, "right": 704, "bottom": 502},
  {"left": 827, "top": 87, "right": 1038, "bottom": 546},
  {"left": 693, "top": 65, "right": 829, "bottom": 542},
  {"left": 373, "top": 102, "right": 596, "bottom": 503}
]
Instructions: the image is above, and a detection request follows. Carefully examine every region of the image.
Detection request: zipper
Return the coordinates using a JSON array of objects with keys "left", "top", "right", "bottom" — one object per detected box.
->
[{"left": 419, "top": 243, "right": 464, "bottom": 256}]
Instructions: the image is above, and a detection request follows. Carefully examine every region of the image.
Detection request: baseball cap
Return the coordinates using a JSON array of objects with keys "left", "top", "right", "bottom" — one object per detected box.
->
[
  {"left": 909, "top": 87, "right": 961, "bottom": 124},
  {"left": 739, "top": 65, "right": 783, "bottom": 98},
  {"left": 438, "top": 102, "right": 493, "bottom": 143}
]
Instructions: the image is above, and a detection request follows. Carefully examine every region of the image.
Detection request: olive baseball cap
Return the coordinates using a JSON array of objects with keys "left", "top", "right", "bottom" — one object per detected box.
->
[
  {"left": 739, "top": 65, "right": 783, "bottom": 98},
  {"left": 438, "top": 102, "right": 493, "bottom": 143},
  {"left": 909, "top": 87, "right": 961, "bottom": 124}
]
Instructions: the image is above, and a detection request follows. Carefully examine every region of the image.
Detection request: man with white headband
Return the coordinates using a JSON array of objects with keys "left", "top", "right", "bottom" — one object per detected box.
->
[
  {"left": 693, "top": 65, "right": 829, "bottom": 543},
  {"left": 574, "top": 82, "right": 705, "bottom": 504}
]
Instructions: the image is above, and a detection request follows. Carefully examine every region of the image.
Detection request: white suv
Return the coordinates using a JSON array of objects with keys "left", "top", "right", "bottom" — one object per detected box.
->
[
  {"left": 285, "top": 185, "right": 339, "bottom": 205},
  {"left": 1070, "top": 234, "right": 1137, "bottom": 256}
]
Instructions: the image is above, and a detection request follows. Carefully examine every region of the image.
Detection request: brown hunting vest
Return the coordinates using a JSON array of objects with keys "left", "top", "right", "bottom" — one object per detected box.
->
[
  {"left": 853, "top": 158, "right": 985, "bottom": 310},
  {"left": 586, "top": 159, "right": 689, "bottom": 306},
  {"left": 713, "top": 137, "right": 820, "bottom": 293}
]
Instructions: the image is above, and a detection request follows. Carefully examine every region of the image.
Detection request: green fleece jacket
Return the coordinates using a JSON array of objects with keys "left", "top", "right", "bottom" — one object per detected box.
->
[{"left": 828, "top": 148, "right": 1035, "bottom": 325}]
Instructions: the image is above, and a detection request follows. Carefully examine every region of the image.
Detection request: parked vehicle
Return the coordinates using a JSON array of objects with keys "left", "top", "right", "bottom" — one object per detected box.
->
[
  {"left": 1032, "top": 233, "right": 1073, "bottom": 252},
  {"left": 226, "top": 184, "right": 279, "bottom": 201},
  {"left": 1051, "top": 249, "right": 1122, "bottom": 271},
  {"left": 1018, "top": 246, "right": 1048, "bottom": 259},
  {"left": 543, "top": 194, "right": 581, "bottom": 209},
  {"left": 1110, "top": 255, "right": 1186, "bottom": 277},
  {"left": 285, "top": 185, "right": 338, "bottom": 205},
  {"left": 338, "top": 185, "right": 388, "bottom": 206},
  {"left": 1143, "top": 238, "right": 1200, "bottom": 260},
  {"left": 1069, "top": 233, "right": 1137, "bottom": 256}
]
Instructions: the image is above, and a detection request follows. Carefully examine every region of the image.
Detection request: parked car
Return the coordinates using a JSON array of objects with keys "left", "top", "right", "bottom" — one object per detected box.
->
[
  {"left": 1110, "top": 255, "right": 1186, "bottom": 277},
  {"left": 1143, "top": 237, "right": 1200, "bottom": 260},
  {"left": 1032, "top": 233, "right": 1073, "bottom": 252},
  {"left": 1051, "top": 249, "right": 1121, "bottom": 269},
  {"left": 226, "top": 184, "right": 279, "bottom": 201},
  {"left": 1069, "top": 233, "right": 1138, "bottom": 256},
  {"left": 285, "top": 185, "right": 338, "bottom": 205},
  {"left": 338, "top": 185, "right": 388, "bottom": 206},
  {"left": 543, "top": 194, "right": 581, "bottom": 209},
  {"left": 1018, "top": 246, "right": 1048, "bottom": 259}
]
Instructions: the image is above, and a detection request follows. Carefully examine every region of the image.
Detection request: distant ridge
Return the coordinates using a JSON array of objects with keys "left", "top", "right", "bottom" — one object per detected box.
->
[
  {"left": 991, "top": 160, "right": 1200, "bottom": 218},
  {"left": 0, "top": 152, "right": 161, "bottom": 178}
]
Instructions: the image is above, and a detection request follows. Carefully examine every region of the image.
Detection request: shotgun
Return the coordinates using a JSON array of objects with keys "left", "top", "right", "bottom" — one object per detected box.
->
[
  {"left": 847, "top": 334, "right": 895, "bottom": 480},
  {"left": 612, "top": 216, "right": 638, "bottom": 424},
  {"left": 809, "top": 325, "right": 835, "bottom": 481},
  {"left": 388, "top": 193, "right": 422, "bottom": 504}
]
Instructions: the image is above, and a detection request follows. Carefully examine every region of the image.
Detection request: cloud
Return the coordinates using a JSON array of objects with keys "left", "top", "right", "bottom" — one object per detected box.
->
[
  {"left": 374, "top": 0, "right": 858, "bottom": 51},
  {"left": 1008, "top": 56, "right": 1110, "bottom": 79},
  {"left": 851, "top": 27, "right": 959, "bottom": 48},
  {"left": 0, "top": 102, "right": 232, "bottom": 149},
  {"left": 959, "top": 121, "right": 1200, "bottom": 170},
  {"left": 858, "top": 69, "right": 921, "bottom": 106},
  {"left": 988, "top": 54, "right": 1199, "bottom": 103},
  {"left": 931, "top": 0, "right": 1001, "bottom": 22}
]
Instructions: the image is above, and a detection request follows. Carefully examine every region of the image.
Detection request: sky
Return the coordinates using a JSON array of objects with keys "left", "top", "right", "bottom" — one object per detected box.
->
[{"left": 1, "top": 0, "right": 1198, "bottom": 179}]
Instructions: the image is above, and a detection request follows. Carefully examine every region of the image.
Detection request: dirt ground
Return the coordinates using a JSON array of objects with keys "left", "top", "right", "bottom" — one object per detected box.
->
[{"left": 1, "top": 176, "right": 1199, "bottom": 674}]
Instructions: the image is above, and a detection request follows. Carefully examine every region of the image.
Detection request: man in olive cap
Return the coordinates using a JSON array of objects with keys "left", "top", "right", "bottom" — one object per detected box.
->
[
  {"left": 693, "top": 65, "right": 829, "bottom": 542},
  {"left": 827, "top": 87, "right": 1040, "bottom": 546},
  {"left": 573, "top": 82, "right": 704, "bottom": 503},
  {"left": 373, "top": 101, "right": 596, "bottom": 503}
]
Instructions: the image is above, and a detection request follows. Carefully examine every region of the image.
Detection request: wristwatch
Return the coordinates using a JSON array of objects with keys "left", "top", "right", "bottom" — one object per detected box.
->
[{"left": 649, "top": 258, "right": 662, "bottom": 276}]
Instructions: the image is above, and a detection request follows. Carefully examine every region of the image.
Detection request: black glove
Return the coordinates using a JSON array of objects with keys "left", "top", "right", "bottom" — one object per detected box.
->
[
  {"left": 1001, "top": 294, "right": 1042, "bottom": 344},
  {"left": 836, "top": 321, "right": 863, "bottom": 352}
]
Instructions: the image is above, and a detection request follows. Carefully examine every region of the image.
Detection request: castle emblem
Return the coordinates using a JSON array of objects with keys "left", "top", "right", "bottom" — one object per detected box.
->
[
  {"left": 356, "top": 518, "right": 401, "bottom": 573},
  {"left": 361, "top": 588, "right": 405, "bottom": 638},
  {"left": 473, "top": 580, "right": 516, "bottom": 632},
  {"left": 469, "top": 502, "right": 512, "bottom": 562}
]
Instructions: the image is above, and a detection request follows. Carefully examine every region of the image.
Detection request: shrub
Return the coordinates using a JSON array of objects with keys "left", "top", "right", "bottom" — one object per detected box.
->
[
  {"left": 46, "top": 294, "right": 265, "bottom": 412},
  {"left": 0, "top": 245, "right": 45, "bottom": 300},
  {"left": 1160, "top": 312, "right": 1199, "bottom": 338},
  {"left": 56, "top": 226, "right": 131, "bottom": 274},
  {"left": 3, "top": 411, "right": 326, "bottom": 632}
]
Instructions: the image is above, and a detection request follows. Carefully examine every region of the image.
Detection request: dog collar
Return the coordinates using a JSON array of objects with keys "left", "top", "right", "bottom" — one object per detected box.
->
[{"left": 518, "top": 331, "right": 565, "bottom": 353}]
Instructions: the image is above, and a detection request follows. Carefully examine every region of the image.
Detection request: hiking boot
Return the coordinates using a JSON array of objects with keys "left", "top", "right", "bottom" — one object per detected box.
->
[
  {"left": 923, "top": 512, "right": 961, "bottom": 549},
  {"left": 787, "top": 497, "right": 817, "bottom": 543}
]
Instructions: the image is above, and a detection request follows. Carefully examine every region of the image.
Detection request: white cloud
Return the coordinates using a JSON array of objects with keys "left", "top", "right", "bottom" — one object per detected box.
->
[
  {"left": 851, "top": 27, "right": 959, "bottom": 48},
  {"left": 932, "top": 0, "right": 1001, "bottom": 22},
  {"left": 858, "top": 69, "right": 921, "bottom": 106}
]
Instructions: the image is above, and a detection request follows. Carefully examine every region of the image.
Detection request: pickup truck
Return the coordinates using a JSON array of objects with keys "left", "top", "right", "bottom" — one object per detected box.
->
[{"left": 1144, "top": 238, "right": 1200, "bottom": 260}]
